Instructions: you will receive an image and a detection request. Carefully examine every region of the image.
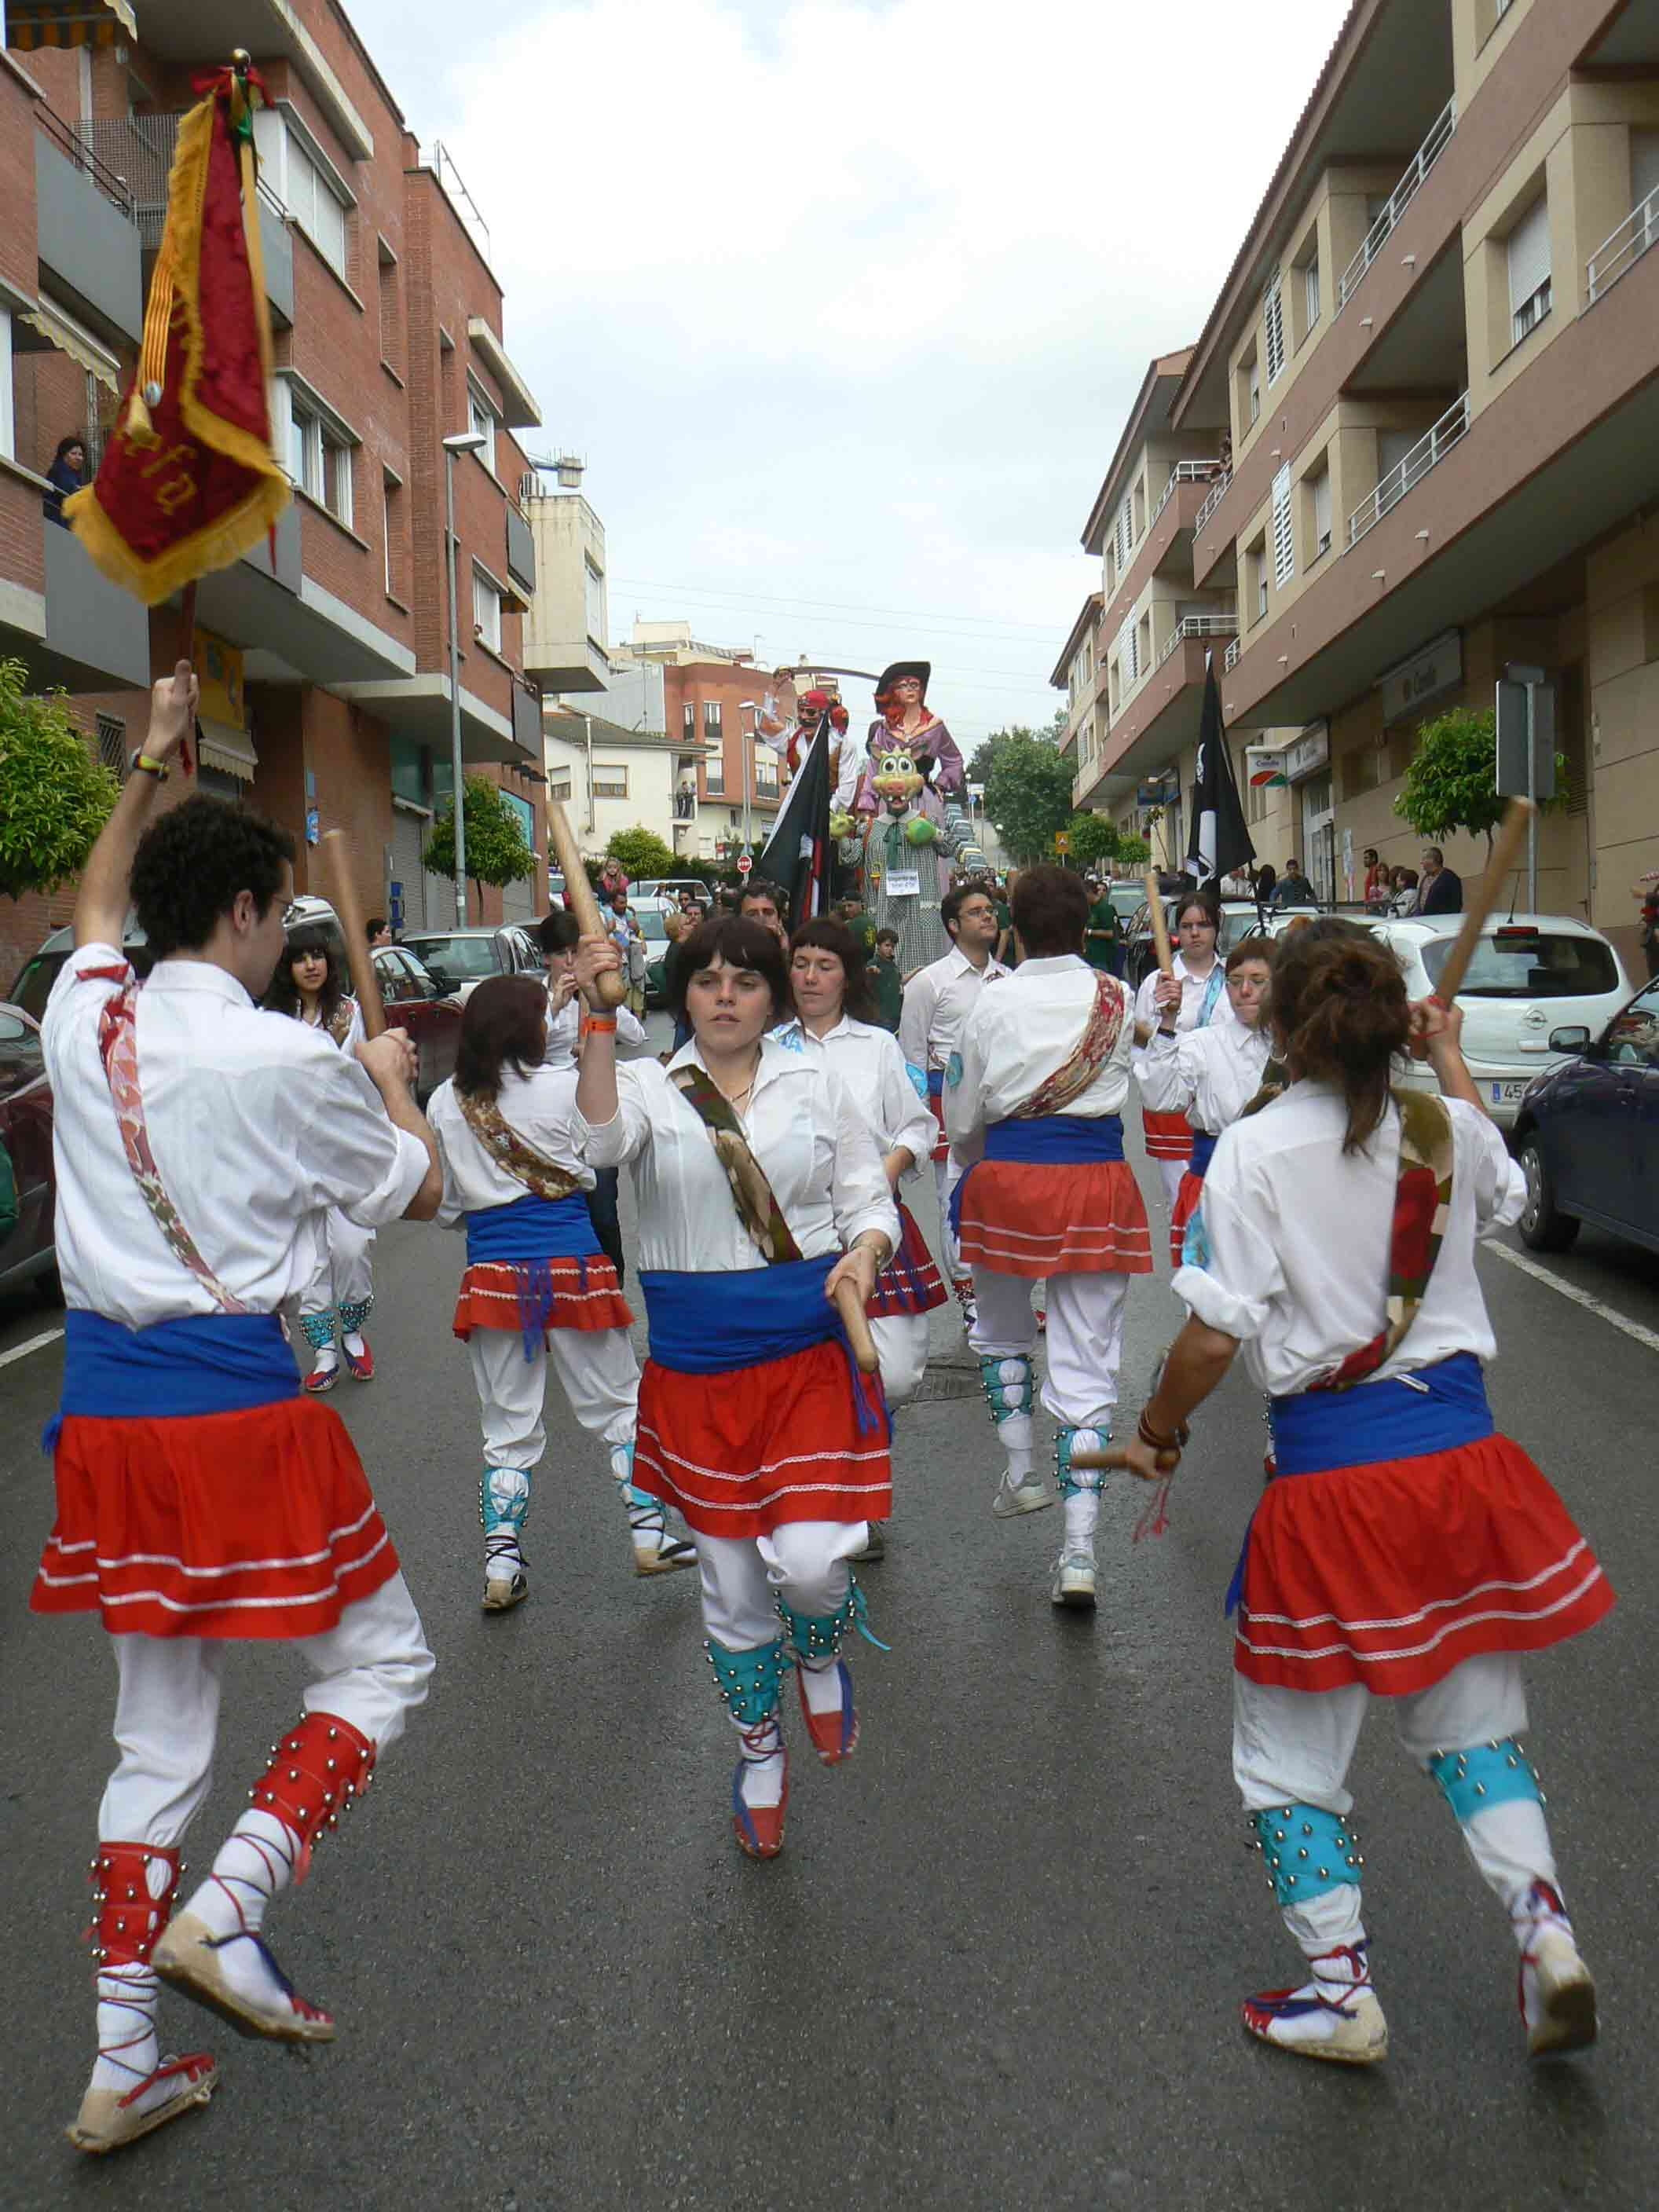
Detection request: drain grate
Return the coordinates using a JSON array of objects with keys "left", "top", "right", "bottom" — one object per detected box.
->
[{"left": 908, "top": 1367, "right": 982, "bottom": 1404}]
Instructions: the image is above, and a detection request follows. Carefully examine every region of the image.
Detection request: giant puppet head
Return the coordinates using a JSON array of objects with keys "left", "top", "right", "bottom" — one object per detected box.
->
[{"left": 869, "top": 743, "right": 940, "bottom": 846}]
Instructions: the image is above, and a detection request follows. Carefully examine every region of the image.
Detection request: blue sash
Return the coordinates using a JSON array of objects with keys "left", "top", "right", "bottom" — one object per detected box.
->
[
  {"left": 465, "top": 1192, "right": 600, "bottom": 1265},
  {"left": 1225, "top": 1353, "right": 1493, "bottom": 1613},
  {"left": 639, "top": 1257, "right": 885, "bottom": 1435},
  {"left": 1188, "top": 1129, "right": 1218, "bottom": 1178},
  {"left": 46, "top": 1309, "right": 299, "bottom": 1454},
  {"left": 951, "top": 1114, "right": 1124, "bottom": 1239}
]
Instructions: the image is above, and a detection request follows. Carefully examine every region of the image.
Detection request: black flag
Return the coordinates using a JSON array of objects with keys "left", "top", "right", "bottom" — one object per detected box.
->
[
  {"left": 759, "top": 712, "right": 833, "bottom": 928},
  {"left": 1184, "top": 659, "right": 1255, "bottom": 887}
]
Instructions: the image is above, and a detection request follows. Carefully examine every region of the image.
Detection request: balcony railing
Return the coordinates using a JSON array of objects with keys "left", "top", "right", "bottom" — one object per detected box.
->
[
  {"left": 1148, "top": 460, "right": 1225, "bottom": 531},
  {"left": 1346, "top": 391, "right": 1469, "bottom": 548},
  {"left": 1156, "top": 613, "right": 1239, "bottom": 668},
  {"left": 1588, "top": 190, "right": 1659, "bottom": 306},
  {"left": 74, "top": 115, "right": 283, "bottom": 247},
  {"left": 41, "top": 104, "right": 135, "bottom": 220},
  {"left": 1223, "top": 637, "right": 1241, "bottom": 673},
  {"left": 1194, "top": 468, "right": 1232, "bottom": 536},
  {"left": 1335, "top": 97, "right": 1456, "bottom": 317},
  {"left": 420, "top": 141, "right": 492, "bottom": 265}
]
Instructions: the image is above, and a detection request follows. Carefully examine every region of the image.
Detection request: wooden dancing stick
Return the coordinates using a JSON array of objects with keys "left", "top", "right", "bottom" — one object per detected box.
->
[
  {"left": 1144, "top": 869, "right": 1175, "bottom": 980},
  {"left": 1430, "top": 798, "right": 1536, "bottom": 1008},
  {"left": 1064, "top": 1445, "right": 1135, "bottom": 1472},
  {"left": 320, "top": 829, "right": 388, "bottom": 1042},
  {"left": 545, "top": 799, "right": 627, "bottom": 1010},
  {"left": 833, "top": 1277, "right": 881, "bottom": 1375}
]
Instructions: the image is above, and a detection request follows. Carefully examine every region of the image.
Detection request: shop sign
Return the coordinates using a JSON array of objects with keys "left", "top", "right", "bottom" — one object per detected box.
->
[{"left": 1377, "top": 629, "right": 1462, "bottom": 725}]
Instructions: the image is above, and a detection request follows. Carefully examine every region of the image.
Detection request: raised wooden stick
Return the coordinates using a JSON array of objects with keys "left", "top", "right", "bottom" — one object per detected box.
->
[
  {"left": 1067, "top": 1445, "right": 1135, "bottom": 1472},
  {"left": 320, "top": 829, "right": 388, "bottom": 1042},
  {"left": 1144, "top": 869, "right": 1174, "bottom": 979},
  {"left": 544, "top": 798, "right": 626, "bottom": 1009},
  {"left": 1430, "top": 798, "right": 1536, "bottom": 1008},
  {"left": 833, "top": 1278, "right": 881, "bottom": 1375}
]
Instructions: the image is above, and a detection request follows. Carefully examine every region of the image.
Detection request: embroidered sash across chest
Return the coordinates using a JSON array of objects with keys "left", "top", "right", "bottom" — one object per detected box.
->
[
  {"left": 668, "top": 1064, "right": 802, "bottom": 1263},
  {"left": 1013, "top": 972, "right": 1126, "bottom": 1120},
  {"left": 456, "top": 1089, "right": 581, "bottom": 1203}
]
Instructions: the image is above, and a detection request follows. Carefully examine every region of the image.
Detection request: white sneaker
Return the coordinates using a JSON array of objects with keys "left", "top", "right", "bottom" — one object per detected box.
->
[
  {"left": 991, "top": 1471, "right": 1054, "bottom": 1519},
  {"left": 1518, "top": 1885, "right": 1597, "bottom": 2057},
  {"left": 1050, "top": 1547, "right": 1097, "bottom": 1609}
]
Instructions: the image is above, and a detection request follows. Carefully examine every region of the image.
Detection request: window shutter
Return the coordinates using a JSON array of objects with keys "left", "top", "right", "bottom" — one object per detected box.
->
[
  {"left": 1303, "top": 257, "right": 1320, "bottom": 329},
  {"left": 1507, "top": 198, "right": 1551, "bottom": 315},
  {"left": 1271, "top": 464, "right": 1295, "bottom": 588},
  {"left": 1312, "top": 466, "right": 1331, "bottom": 549},
  {"left": 1264, "top": 270, "right": 1286, "bottom": 384}
]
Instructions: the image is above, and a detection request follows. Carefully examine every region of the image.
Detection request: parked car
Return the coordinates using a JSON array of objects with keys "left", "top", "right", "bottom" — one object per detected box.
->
[
  {"left": 7, "top": 895, "right": 346, "bottom": 1024},
  {"left": 0, "top": 1002, "right": 59, "bottom": 1302},
  {"left": 368, "top": 946, "right": 465, "bottom": 1103},
  {"left": 1512, "top": 975, "right": 1659, "bottom": 1256},
  {"left": 631, "top": 878, "right": 710, "bottom": 908},
  {"left": 1370, "top": 914, "right": 1629, "bottom": 1130},
  {"left": 397, "top": 924, "right": 540, "bottom": 1002}
]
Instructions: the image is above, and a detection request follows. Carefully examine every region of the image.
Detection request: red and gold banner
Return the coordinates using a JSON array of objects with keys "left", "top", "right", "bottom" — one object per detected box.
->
[{"left": 67, "top": 62, "right": 288, "bottom": 605}]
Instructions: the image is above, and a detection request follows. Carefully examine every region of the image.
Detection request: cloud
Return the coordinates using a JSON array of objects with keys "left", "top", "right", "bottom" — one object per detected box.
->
[{"left": 350, "top": 0, "right": 1348, "bottom": 738}]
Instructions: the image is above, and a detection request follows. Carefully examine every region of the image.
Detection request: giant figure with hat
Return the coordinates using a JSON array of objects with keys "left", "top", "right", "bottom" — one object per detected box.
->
[{"left": 851, "top": 662, "right": 972, "bottom": 969}]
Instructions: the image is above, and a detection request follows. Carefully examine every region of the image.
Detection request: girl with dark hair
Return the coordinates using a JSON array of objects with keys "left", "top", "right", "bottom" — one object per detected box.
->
[
  {"left": 1120, "top": 926, "right": 1612, "bottom": 2067},
  {"left": 573, "top": 916, "right": 898, "bottom": 1861},
  {"left": 1132, "top": 889, "right": 1227, "bottom": 1210},
  {"left": 783, "top": 917, "right": 943, "bottom": 1559},
  {"left": 427, "top": 975, "right": 693, "bottom": 1608},
  {"left": 265, "top": 924, "right": 376, "bottom": 1390}
]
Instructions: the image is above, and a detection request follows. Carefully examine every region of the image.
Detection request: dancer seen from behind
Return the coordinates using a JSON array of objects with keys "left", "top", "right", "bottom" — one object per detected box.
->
[
  {"left": 1119, "top": 922, "right": 1612, "bottom": 2065},
  {"left": 31, "top": 666, "right": 441, "bottom": 2154},
  {"left": 264, "top": 921, "right": 376, "bottom": 1390},
  {"left": 782, "top": 915, "right": 943, "bottom": 1561},
  {"left": 897, "top": 880, "right": 1009, "bottom": 1330},
  {"left": 573, "top": 916, "right": 896, "bottom": 1860},
  {"left": 947, "top": 866, "right": 1153, "bottom": 1607},
  {"left": 1132, "top": 888, "right": 1229, "bottom": 1211},
  {"left": 1137, "top": 935, "right": 1275, "bottom": 1270},
  {"left": 427, "top": 976, "right": 694, "bottom": 1611}
]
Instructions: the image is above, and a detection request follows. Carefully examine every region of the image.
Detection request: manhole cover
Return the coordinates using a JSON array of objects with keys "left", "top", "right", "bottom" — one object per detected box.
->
[{"left": 909, "top": 1368, "right": 981, "bottom": 1404}]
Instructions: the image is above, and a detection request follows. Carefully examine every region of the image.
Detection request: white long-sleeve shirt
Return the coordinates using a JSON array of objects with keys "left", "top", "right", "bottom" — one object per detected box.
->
[
  {"left": 1171, "top": 1082, "right": 1526, "bottom": 1397},
  {"left": 778, "top": 1014, "right": 936, "bottom": 1178},
  {"left": 897, "top": 943, "right": 1009, "bottom": 1076},
  {"left": 42, "top": 944, "right": 429, "bottom": 1328},
  {"left": 428, "top": 1062, "right": 597, "bottom": 1227},
  {"left": 575, "top": 1032, "right": 898, "bottom": 1275},
  {"left": 1138, "top": 1019, "right": 1272, "bottom": 1135},
  {"left": 1133, "top": 954, "right": 1230, "bottom": 1043},
  {"left": 945, "top": 954, "right": 1134, "bottom": 1163},
  {"left": 543, "top": 989, "right": 648, "bottom": 1071}
]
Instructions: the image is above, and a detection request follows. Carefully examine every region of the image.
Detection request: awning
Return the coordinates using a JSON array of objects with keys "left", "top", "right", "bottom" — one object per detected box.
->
[
  {"left": 196, "top": 717, "right": 258, "bottom": 784},
  {"left": 6, "top": 0, "right": 137, "bottom": 50},
  {"left": 20, "top": 299, "right": 120, "bottom": 391}
]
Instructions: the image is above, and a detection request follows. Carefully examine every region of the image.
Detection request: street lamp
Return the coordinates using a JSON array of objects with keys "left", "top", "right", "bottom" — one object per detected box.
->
[
  {"left": 737, "top": 700, "right": 756, "bottom": 854},
  {"left": 442, "top": 430, "right": 488, "bottom": 925}
]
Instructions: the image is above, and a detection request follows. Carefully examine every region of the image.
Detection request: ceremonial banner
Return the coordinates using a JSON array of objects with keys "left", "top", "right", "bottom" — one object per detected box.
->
[
  {"left": 1184, "top": 661, "right": 1255, "bottom": 887},
  {"left": 760, "top": 719, "right": 833, "bottom": 928},
  {"left": 66, "top": 60, "right": 288, "bottom": 605}
]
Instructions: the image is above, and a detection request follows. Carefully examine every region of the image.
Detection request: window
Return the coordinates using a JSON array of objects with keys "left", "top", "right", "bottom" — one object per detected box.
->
[
  {"left": 0, "top": 306, "right": 12, "bottom": 460},
  {"left": 472, "top": 566, "right": 502, "bottom": 652},
  {"left": 382, "top": 470, "right": 404, "bottom": 599},
  {"left": 1271, "top": 463, "right": 1295, "bottom": 589},
  {"left": 1246, "top": 537, "right": 1268, "bottom": 624},
  {"left": 548, "top": 773, "right": 572, "bottom": 801},
  {"left": 377, "top": 240, "right": 401, "bottom": 374},
  {"left": 584, "top": 556, "right": 605, "bottom": 646},
  {"left": 467, "top": 386, "right": 497, "bottom": 474},
  {"left": 755, "top": 756, "right": 778, "bottom": 797},
  {"left": 704, "top": 742, "right": 725, "bottom": 794},
  {"left": 1632, "top": 130, "right": 1659, "bottom": 250},
  {"left": 1137, "top": 610, "right": 1152, "bottom": 674},
  {"left": 288, "top": 395, "right": 354, "bottom": 526},
  {"left": 1302, "top": 253, "right": 1321, "bottom": 338},
  {"left": 682, "top": 703, "right": 696, "bottom": 739},
  {"left": 1237, "top": 344, "right": 1261, "bottom": 430},
  {"left": 704, "top": 701, "right": 723, "bottom": 736},
  {"left": 1264, "top": 270, "right": 1285, "bottom": 385},
  {"left": 95, "top": 713, "right": 126, "bottom": 778},
  {"left": 592, "top": 765, "right": 628, "bottom": 800},
  {"left": 1424, "top": 930, "right": 1618, "bottom": 1002},
  {"left": 1307, "top": 463, "right": 1332, "bottom": 561},
  {"left": 1507, "top": 196, "right": 1552, "bottom": 346},
  {"left": 1116, "top": 493, "right": 1134, "bottom": 574},
  {"left": 255, "top": 109, "right": 349, "bottom": 280}
]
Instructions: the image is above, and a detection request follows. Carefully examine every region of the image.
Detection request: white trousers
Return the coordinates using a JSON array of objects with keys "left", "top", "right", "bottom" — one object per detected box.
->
[
  {"left": 870, "top": 1312, "right": 928, "bottom": 1410},
  {"left": 467, "top": 1326, "right": 639, "bottom": 1468},
  {"left": 97, "top": 1573, "right": 434, "bottom": 1846},
  {"left": 301, "top": 1207, "right": 375, "bottom": 1320},
  {"left": 1156, "top": 1156, "right": 1185, "bottom": 1211},
  {"left": 696, "top": 1522, "right": 865, "bottom": 1650},
  {"left": 934, "top": 1153, "right": 968, "bottom": 1284},
  {"left": 971, "top": 1267, "right": 1130, "bottom": 1429}
]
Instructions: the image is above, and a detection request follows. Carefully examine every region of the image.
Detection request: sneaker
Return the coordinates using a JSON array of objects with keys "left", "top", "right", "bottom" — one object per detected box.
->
[
  {"left": 1518, "top": 1884, "right": 1597, "bottom": 2058},
  {"left": 1050, "top": 1547, "right": 1097, "bottom": 1610},
  {"left": 483, "top": 1567, "right": 529, "bottom": 1613},
  {"left": 850, "top": 1521, "right": 885, "bottom": 1562},
  {"left": 991, "top": 1471, "right": 1054, "bottom": 1519}
]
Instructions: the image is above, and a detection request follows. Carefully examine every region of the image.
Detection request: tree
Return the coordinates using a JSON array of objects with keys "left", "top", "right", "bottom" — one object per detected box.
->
[
  {"left": 982, "top": 733, "right": 1076, "bottom": 863},
  {"left": 1065, "top": 811, "right": 1119, "bottom": 869},
  {"left": 604, "top": 825, "right": 677, "bottom": 881},
  {"left": 1116, "top": 833, "right": 1152, "bottom": 870},
  {"left": 0, "top": 659, "right": 120, "bottom": 902},
  {"left": 423, "top": 775, "right": 535, "bottom": 917},
  {"left": 1394, "top": 705, "right": 1564, "bottom": 855}
]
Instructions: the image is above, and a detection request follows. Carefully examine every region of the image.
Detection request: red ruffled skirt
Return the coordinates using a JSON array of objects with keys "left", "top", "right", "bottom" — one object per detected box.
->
[
  {"left": 452, "top": 1257, "right": 633, "bottom": 1338},
  {"left": 1234, "top": 1434, "right": 1614, "bottom": 1694},
  {"left": 867, "top": 1203, "right": 948, "bottom": 1318},
  {"left": 1142, "top": 1108, "right": 1193, "bottom": 1163},
  {"left": 1170, "top": 1168, "right": 1205, "bottom": 1270},
  {"left": 635, "top": 1342, "right": 892, "bottom": 1540},
  {"left": 954, "top": 1159, "right": 1152, "bottom": 1280},
  {"left": 31, "top": 1400, "right": 399, "bottom": 1639}
]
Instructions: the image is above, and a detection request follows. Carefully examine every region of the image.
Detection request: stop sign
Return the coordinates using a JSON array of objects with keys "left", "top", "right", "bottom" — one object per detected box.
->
[{"left": 737, "top": 854, "right": 753, "bottom": 876}]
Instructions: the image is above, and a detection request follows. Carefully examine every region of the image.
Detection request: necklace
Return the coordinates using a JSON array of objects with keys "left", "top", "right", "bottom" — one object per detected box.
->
[{"left": 709, "top": 1053, "right": 760, "bottom": 1114}]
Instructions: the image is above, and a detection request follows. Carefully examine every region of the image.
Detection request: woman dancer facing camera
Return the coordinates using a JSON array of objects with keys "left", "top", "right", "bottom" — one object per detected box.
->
[
  {"left": 573, "top": 915, "right": 896, "bottom": 1860},
  {"left": 1132, "top": 888, "right": 1228, "bottom": 1212},
  {"left": 427, "top": 976, "right": 693, "bottom": 1611},
  {"left": 1119, "top": 923, "right": 1612, "bottom": 2066},
  {"left": 783, "top": 915, "right": 943, "bottom": 1560},
  {"left": 266, "top": 923, "right": 376, "bottom": 1390}
]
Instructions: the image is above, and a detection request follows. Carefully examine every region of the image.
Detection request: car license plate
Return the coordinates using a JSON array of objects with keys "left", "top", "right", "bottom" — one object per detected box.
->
[{"left": 1492, "top": 1080, "right": 1529, "bottom": 1104}]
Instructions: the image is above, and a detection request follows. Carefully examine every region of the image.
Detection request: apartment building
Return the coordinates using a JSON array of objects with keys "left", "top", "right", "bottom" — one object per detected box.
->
[
  {"left": 1071, "top": 0, "right": 1659, "bottom": 956},
  {"left": 0, "top": 0, "right": 548, "bottom": 977},
  {"left": 544, "top": 705, "right": 717, "bottom": 862},
  {"left": 608, "top": 621, "right": 786, "bottom": 864},
  {"left": 524, "top": 483, "right": 610, "bottom": 701}
]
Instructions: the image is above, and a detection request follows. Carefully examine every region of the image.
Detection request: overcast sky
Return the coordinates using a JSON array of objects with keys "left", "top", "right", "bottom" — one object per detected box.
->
[{"left": 349, "top": 0, "right": 1347, "bottom": 745}]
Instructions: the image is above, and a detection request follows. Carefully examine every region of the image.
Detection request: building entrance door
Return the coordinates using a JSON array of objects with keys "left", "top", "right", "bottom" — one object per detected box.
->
[{"left": 1302, "top": 772, "right": 1335, "bottom": 903}]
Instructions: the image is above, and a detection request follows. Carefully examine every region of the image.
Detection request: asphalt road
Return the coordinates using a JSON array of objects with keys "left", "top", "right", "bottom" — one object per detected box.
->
[{"left": 3, "top": 1039, "right": 1657, "bottom": 2211}]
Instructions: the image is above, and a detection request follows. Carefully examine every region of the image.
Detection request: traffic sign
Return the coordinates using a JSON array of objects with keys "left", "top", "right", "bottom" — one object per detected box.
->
[
  {"left": 737, "top": 854, "right": 753, "bottom": 876},
  {"left": 1053, "top": 831, "right": 1071, "bottom": 854}
]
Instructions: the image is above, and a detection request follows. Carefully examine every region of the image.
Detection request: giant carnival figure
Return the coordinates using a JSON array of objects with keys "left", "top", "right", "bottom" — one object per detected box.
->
[{"left": 851, "top": 661, "right": 972, "bottom": 969}]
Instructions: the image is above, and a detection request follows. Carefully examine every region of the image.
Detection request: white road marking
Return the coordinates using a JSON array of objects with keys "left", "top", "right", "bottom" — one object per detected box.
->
[
  {"left": 1487, "top": 1241, "right": 1659, "bottom": 1355},
  {"left": 0, "top": 1325, "right": 64, "bottom": 1370}
]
